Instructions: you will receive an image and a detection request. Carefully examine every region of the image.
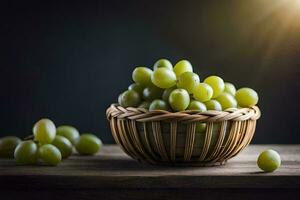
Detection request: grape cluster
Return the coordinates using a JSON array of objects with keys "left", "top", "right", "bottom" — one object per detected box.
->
[
  {"left": 0, "top": 119, "right": 102, "bottom": 166},
  {"left": 118, "top": 59, "right": 259, "bottom": 112}
]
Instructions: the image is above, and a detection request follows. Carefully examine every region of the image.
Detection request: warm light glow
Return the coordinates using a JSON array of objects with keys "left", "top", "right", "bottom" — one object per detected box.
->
[
  {"left": 256, "top": 0, "right": 300, "bottom": 23},
  {"left": 283, "top": 0, "right": 300, "bottom": 21},
  {"left": 289, "top": 0, "right": 300, "bottom": 9},
  {"left": 242, "top": 0, "right": 300, "bottom": 84}
]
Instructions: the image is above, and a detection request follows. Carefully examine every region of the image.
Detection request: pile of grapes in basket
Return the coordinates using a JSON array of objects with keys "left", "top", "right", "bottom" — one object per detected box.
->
[{"left": 118, "top": 59, "right": 258, "bottom": 111}]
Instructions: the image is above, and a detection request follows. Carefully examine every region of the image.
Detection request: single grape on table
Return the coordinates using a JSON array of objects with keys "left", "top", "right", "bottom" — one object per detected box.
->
[
  {"left": 257, "top": 149, "right": 281, "bottom": 172},
  {"left": 75, "top": 134, "right": 102, "bottom": 155},
  {"left": 0, "top": 136, "right": 21, "bottom": 158}
]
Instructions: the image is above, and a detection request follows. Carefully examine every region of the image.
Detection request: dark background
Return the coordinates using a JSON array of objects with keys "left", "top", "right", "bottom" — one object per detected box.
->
[{"left": 0, "top": 0, "right": 299, "bottom": 144}]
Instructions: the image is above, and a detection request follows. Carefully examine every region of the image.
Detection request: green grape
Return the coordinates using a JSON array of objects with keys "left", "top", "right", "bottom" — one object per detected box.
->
[
  {"left": 75, "top": 134, "right": 102, "bottom": 155},
  {"left": 14, "top": 140, "right": 38, "bottom": 165},
  {"left": 196, "top": 123, "right": 207, "bottom": 133},
  {"left": 149, "top": 99, "right": 169, "bottom": 111},
  {"left": 204, "top": 100, "right": 222, "bottom": 111},
  {"left": 193, "top": 83, "right": 213, "bottom": 102},
  {"left": 153, "top": 58, "right": 173, "bottom": 70},
  {"left": 33, "top": 118, "right": 56, "bottom": 144},
  {"left": 56, "top": 125, "right": 80, "bottom": 145},
  {"left": 162, "top": 86, "right": 176, "bottom": 102},
  {"left": 177, "top": 72, "right": 200, "bottom": 94},
  {"left": 52, "top": 135, "right": 73, "bottom": 158},
  {"left": 118, "top": 92, "right": 123, "bottom": 105},
  {"left": 169, "top": 89, "right": 190, "bottom": 111},
  {"left": 0, "top": 136, "right": 21, "bottom": 158},
  {"left": 235, "top": 87, "right": 259, "bottom": 107},
  {"left": 38, "top": 144, "right": 62, "bottom": 166},
  {"left": 257, "top": 149, "right": 281, "bottom": 172},
  {"left": 204, "top": 76, "right": 225, "bottom": 98},
  {"left": 187, "top": 100, "right": 207, "bottom": 112},
  {"left": 173, "top": 60, "right": 193, "bottom": 77},
  {"left": 151, "top": 68, "right": 177, "bottom": 89},
  {"left": 143, "top": 85, "right": 164, "bottom": 101},
  {"left": 224, "top": 82, "right": 236, "bottom": 96},
  {"left": 128, "top": 83, "right": 144, "bottom": 96},
  {"left": 215, "top": 92, "right": 237, "bottom": 110},
  {"left": 138, "top": 101, "right": 151, "bottom": 109},
  {"left": 132, "top": 67, "right": 153, "bottom": 86},
  {"left": 119, "top": 90, "right": 141, "bottom": 107}
]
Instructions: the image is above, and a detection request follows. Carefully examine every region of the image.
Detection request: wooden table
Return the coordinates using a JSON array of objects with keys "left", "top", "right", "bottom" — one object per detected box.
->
[{"left": 0, "top": 145, "right": 299, "bottom": 200}]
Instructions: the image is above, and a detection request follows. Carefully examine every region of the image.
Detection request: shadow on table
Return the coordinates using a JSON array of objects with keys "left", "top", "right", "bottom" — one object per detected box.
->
[{"left": 67, "top": 154, "right": 227, "bottom": 172}]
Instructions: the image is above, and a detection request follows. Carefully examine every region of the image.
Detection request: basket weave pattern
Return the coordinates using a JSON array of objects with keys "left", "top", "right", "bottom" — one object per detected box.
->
[{"left": 106, "top": 104, "right": 261, "bottom": 166}]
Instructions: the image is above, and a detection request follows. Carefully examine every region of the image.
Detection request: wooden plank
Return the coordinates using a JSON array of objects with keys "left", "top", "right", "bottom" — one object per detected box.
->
[
  {"left": 1, "top": 189, "right": 300, "bottom": 200},
  {"left": 0, "top": 145, "right": 299, "bottom": 190}
]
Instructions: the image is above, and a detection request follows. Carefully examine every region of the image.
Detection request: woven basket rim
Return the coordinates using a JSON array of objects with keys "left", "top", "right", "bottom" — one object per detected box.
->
[{"left": 106, "top": 104, "right": 261, "bottom": 123}]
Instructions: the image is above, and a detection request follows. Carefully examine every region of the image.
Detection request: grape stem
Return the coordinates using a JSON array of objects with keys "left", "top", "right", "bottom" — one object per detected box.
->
[{"left": 23, "top": 135, "right": 34, "bottom": 140}]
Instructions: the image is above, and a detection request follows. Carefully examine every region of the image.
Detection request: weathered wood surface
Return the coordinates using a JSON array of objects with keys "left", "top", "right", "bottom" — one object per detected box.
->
[{"left": 0, "top": 144, "right": 299, "bottom": 191}]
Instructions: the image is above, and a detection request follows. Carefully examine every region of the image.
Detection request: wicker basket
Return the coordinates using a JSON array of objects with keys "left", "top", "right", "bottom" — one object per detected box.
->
[{"left": 106, "top": 104, "right": 261, "bottom": 166}]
